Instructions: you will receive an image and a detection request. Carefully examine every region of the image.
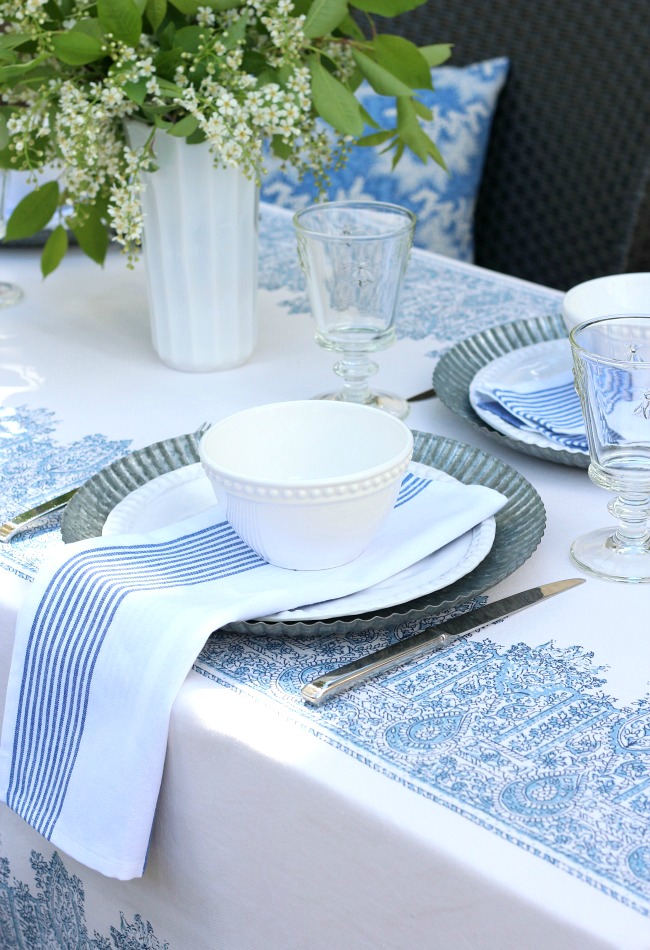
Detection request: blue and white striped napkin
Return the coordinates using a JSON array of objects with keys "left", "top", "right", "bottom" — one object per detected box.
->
[
  {"left": 473, "top": 370, "right": 588, "bottom": 451},
  {"left": 0, "top": 469, "right": 506, "bottom": 880}
]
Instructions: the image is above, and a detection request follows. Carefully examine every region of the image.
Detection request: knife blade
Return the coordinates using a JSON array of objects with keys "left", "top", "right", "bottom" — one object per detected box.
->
[
  {"left": 408, "top": 387, "right": 437, "bottom": 402},
  {"left": 0, "top": 488, "right": 79, "bottom": 542},
  {"left": 301, "top": 578, "right": 585, "bottom": 706}
]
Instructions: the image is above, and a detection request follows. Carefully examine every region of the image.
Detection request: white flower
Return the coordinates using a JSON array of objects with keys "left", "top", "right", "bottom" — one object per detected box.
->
[
  {"left": 196, "top": 6, "right": 216, "bottom": 27},
  {"left": 0, "top": 0, "right": 361, "bottom": 264}
]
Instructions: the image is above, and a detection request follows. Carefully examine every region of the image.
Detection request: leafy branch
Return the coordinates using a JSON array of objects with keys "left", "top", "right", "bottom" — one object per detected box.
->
[{"left": 0, "top": 0, "right": 451, "bottom": 274}]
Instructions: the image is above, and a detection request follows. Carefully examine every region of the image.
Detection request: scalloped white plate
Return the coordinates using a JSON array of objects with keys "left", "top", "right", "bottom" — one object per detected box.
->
[
  {"left": 468, "top": 339, "right": 586, "bottom": 455},
  {"left": 103, "top": 461, "right": 496, "bottom": 622}
]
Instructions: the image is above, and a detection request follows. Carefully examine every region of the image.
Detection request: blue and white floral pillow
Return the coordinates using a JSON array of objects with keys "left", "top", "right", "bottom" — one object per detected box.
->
[{"left": 261, "top": 57, "right": 509, "bottom": 263}]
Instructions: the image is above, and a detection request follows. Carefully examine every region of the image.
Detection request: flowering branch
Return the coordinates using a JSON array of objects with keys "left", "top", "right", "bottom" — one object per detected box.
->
[{"left": 0, "top": 0, "right": 451, "bottom": 274}]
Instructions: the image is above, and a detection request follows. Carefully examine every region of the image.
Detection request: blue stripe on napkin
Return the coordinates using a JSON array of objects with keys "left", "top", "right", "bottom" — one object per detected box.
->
[
  {"left": 6, "top": 521, "right": 265, "bottom": 838},
  {"left": 395, "top": 472, "right": 431, "bottom": 507},
  {"left": 492, "top": 380, "right": 584, "bottom": 433},
  {"left": 475, "top": 377, "right": 589, "bottom": 452},
  {"left": 0, "top": 463, "right": 508, "bottom": 880}
]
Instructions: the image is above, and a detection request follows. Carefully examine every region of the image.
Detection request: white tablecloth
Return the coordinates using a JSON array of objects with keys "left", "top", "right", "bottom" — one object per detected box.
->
[{"left": 0, "top": 205, "right": 648, "bottom": 949}]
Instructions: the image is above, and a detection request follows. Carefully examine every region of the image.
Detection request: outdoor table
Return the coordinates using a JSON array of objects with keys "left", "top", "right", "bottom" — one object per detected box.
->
[{"left": 0, "top": 204, "right": 647, "bottom": 949}]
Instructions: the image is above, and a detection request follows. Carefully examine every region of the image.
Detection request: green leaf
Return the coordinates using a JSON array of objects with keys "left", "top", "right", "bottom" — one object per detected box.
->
[
  {"left": 166, "top": 113, "right": 199, "bottom": 136},
  {"left": 5, "top": 182, "right": 59, "bottom": 241},
  {"left": 123, "top": 78, "right": 148, "bottom": 104},
  {"left": 51, "top": 30, "right": 105, "bottom": 65},
  {"left": 146, "top": 0, "right": 168, "bottom": 30},
  {"left": 411, "top": 98, "right": 432, "bottom": 120},
  {"left": 371, "top": 35, "right": 433, "bottom": 90},
  {"left": 222, "top": 9, "right": 250, "bottom": 47},
  {"left": 68, "top": 18, "right": 103, "bottom": 40},
  {"left": 420, "top": 44, "right": 453, "bottom": 68},
  {"left": 270, "top": 135, "right": 293, "bottom": 161},
  {"left": 358, "top": 103, "right": 380, "bottom": 130},
  {"left": 396, "top": 96, "right": 445, "bottom": 168},
  {"left": 351, "top": 0, "right": 426, "bottom": 13},
  {"left": 69, "top": 208, "right": 109, "bottom": 265},
  {"left": 140, "top": 103, "right": 172, "bottom": 120},
  {"left": 390, "top": 139, "right": 405, "bottom": 167},
  {"left": 356, "top": 130, "right": 395, "bottom": 146},
  {"left": 337, "top": 14, "right": 365, "bottom": 41},
  {"left": 155, "top": 76, "right": 185, "bottom": 97},
  {"left": 173, "top": 25, "right": 204, "bottom": 52},
  {"left": 41, "top": 225, "right": 69, "bottom": 277},
  {"left": 97, "top": 0, "right": 142, "bottom": 47},
  {"left": 166, "top": 0, "right": 201, "bottom": 12},
  {"left": 0, "top": 54, "right": 49, "bottom": 83},
  {"left": 303, "top": 0, "right": 348, "bottom": 38},
  {"left": 153, "top": 114, "right": 173, "bottom": 130},
  {"left": 0, "top": 114, "right": 9, "bottom": 151},
  {"left": 309, "top": 57, "right": 365, "bottom": 137},
  {"left": 0, "top": 33, "right": 33, "bottom": 50},
  {"left": 185, "top": 126, "right": 206, "bottom": 144},
  {"left": 351, "top": 49, "right": 412, "bottom": 96},
  {"left": 152, "top": 48, "right": 182, "bottom": 78}
]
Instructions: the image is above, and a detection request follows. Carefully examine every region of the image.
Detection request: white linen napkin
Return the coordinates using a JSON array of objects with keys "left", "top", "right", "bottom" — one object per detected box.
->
[
  {"left": 0, "top": 468, "right": 506, "bottom": 880},
  {"left": 472, "top": 370, "right": 588, "bottom": 451}
]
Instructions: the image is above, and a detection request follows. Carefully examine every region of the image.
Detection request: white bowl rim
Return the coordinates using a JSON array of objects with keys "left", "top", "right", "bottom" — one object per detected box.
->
[
  {"left": 198, "top": 400, "right": 414, "bottom": 490},
  {"left": 563, "top": 272, "right": 650, "bottom": 304}
]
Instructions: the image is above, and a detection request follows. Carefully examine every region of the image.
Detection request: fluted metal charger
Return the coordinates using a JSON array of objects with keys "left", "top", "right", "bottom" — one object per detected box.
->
[
  {"left": 569, "top": 313, "right": 650, "bottom": 582},
  {"left": 433, "top": 313, "right": 590, "bottom": 468},
  {"left": 293, "top": 200, "right": 415, "bottom": 420},
  {"left": 61, "top": 429, "right": 546, "bottom": 636}
]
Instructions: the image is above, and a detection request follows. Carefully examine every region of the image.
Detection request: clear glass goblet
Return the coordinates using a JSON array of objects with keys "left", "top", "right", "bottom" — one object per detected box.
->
[
  {"left": 0, "top": 169, "right": 23, "bottom": 307},
  {"left": 293, "top": 200, "right": 416, "bottom": 419},
  {"left": 569, "top": 313, "right": 650, "bottom": 582}
]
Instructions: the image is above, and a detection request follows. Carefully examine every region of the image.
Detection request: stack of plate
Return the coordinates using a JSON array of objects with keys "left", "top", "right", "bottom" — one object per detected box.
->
[
  {"left": 433, "top": 313, "right": 590, "bottom": 469},
  {"left": 61, "top": 429, "right": 546, "bottom": 637}
]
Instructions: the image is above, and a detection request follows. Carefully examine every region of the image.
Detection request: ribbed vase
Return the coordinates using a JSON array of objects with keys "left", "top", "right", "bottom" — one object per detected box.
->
[{"left": 126, "top": 123, "right": 259, "bottom": 372}]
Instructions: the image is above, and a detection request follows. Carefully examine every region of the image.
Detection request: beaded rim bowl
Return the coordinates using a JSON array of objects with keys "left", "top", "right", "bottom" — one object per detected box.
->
[{"left": 198, "top": 400, "right": 414, "bottom": 570}]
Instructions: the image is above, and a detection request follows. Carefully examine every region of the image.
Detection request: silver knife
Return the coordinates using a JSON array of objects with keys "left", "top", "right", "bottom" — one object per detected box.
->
[
  {"left": 0, "top": 488, "right": 79, "bottom": 542},
  {"left": 301, "top": 578, "right": 585, "bottom": 706}
]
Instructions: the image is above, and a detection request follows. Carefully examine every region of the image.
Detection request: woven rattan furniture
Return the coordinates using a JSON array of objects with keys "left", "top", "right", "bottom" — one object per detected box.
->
[{"left": 377, "top": 0, "right": 650, "bottom": 290}]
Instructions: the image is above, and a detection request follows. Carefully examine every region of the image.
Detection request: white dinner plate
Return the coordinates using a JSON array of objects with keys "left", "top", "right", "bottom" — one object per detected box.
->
[
  {"left": 103, "top": 461, "right": 496, "bottom": 622},
  {"left": 468, "top": 338, "right": 586, "bottom": 455}
]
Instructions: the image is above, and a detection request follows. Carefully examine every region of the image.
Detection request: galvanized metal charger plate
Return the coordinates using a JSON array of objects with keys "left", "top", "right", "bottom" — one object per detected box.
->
[
  {"left": 61, "top": 429, "right": 546, "bottom": 636},
  {"left": 433, "top": 313, "right": 590, "bottom": 468}
]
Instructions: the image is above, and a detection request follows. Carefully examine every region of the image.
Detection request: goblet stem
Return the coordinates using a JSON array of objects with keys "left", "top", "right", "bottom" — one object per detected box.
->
[
  {"left": 608, "top": 491, "right": 650, "bottom": 551},
  {"left": 332, "top": 353, "right": 378, "bottom": 405},
  {"left": 570, "top": 487, "right": 650, "bottom": 582}
]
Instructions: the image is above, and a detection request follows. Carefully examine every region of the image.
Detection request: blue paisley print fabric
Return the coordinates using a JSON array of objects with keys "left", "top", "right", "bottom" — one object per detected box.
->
[{"left": 0, "top": 849, "right": 168, "bottom": 948}]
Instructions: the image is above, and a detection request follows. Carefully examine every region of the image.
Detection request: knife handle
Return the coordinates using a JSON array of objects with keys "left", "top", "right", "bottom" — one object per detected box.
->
[{"left": 301, "top": 627, "right": 453, "bottom": 706}]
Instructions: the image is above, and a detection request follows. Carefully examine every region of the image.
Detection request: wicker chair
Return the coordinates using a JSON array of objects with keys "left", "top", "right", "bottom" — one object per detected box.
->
[{"left": 375, "top": 0, "right": 650, "bottom": 290}]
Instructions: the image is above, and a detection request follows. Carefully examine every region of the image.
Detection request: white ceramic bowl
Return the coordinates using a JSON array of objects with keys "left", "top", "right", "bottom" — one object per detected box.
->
[
  {"left": 562, "top": 273, "right": 650, "bottom": 332},
  {"left": 199, "top": 400, "right": 413, "bottom": 570}
]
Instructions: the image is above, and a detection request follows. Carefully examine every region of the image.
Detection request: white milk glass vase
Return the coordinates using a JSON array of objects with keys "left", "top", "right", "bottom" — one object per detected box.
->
[{"left": 126, "top": 122, "right": 259, "bottom": 372}]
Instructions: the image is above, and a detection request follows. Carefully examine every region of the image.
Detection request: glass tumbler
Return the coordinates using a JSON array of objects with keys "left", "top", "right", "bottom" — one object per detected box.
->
[
  {"left": 569, "top": 313, "right": 650, "bottom": 582},
  {"left": 294, "top": 200, "right": 416, "bottom": 419}
]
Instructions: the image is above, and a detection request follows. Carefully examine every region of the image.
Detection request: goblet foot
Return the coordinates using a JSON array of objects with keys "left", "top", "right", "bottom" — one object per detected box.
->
[
  {"left": 0, "top": 281, "right": 22, "bottom": 307},
  {"left": 315, "top": 389, "right": 409, "bottom": 420},
  {"left": 570, "top": 527, "right": 650, "bottom": 583}
]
